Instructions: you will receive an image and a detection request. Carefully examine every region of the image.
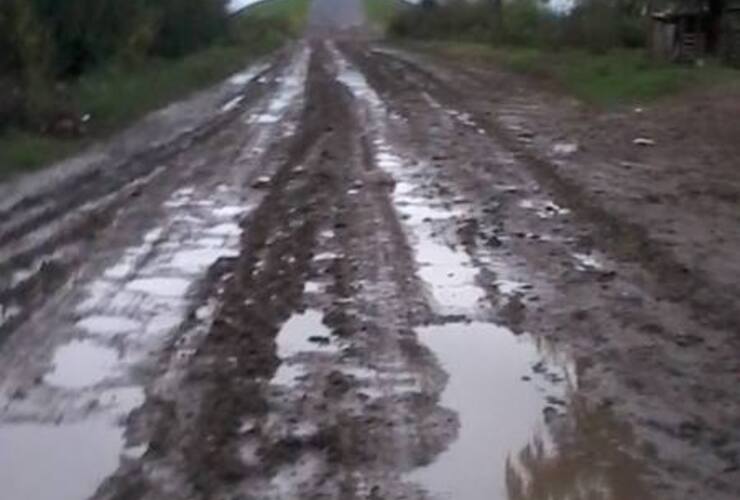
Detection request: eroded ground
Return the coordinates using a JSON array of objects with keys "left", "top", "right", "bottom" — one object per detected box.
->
[{"left": 0, "top": 3, "right": 738, "bottom": 500}]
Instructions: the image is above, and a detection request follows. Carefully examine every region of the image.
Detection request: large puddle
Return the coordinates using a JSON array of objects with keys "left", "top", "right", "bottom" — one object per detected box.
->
[
  {"left": 0, "top": 393, "right": 142, "bottom": 500},
  {"left": 408, "top": 322, "right": 573, "bottom": 500}
]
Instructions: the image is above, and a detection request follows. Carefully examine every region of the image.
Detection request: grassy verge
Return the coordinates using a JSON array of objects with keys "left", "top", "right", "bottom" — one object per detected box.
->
[
  {"left": 364, "top": 0, "right": 403, "bottom": 32},
  {"left": 419, "top": 41, "right": 740, "bottom": 107},
  {"left": 0, "top": 3, "right": 306, "bottom": 181}
]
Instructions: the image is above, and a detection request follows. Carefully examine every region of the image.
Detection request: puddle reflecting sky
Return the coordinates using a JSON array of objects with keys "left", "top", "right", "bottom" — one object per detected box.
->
[
  {"left": 272, "top": 309, "right": 337, "bottom": 387},
  {"left": 409, "top": 322, "right": 573, "bottom": 500}
]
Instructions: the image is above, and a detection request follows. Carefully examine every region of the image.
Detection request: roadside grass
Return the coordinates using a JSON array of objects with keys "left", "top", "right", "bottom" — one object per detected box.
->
[
  {"left": 364, "top": 0, "right": 403, "bottom": 31},
  {"left": 0, "top": 131, "right": 80, "bottom": 179},
  {"left": 0, "top": 3, "right": 305, "bottom": 181},
  {"left": 420, "top": 41, "right": 740, "bottom": 106}
]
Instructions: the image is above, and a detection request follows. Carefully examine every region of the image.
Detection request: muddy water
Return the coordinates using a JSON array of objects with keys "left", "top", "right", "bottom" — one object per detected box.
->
[
  {"left": 330, "top": 43, "right": 652, "bottom": 500},
  {"left": 0, "top": 401, "right": 141, "bottom": 500},
  {"left": 272, "top": 309, "right": 338, "bottom": 387},
  {"left": 0, "top": 182, "right": 250, "bottom": 500},
  {"left": 408, "top": 322, "right": 572, "bottom": 500}
]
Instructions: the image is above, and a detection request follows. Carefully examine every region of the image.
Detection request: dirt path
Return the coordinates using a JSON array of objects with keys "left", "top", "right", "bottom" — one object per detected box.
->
[{"left": 0, "top": 3, "right": 738, "bottom": 500}]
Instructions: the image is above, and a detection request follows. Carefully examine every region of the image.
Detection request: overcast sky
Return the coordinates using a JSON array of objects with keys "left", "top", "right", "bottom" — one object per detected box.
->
[
  {"left": 228, "top": 0, "right": 263, "bottom": 12},
  {"left": 229, "top": 0, "right": 575, "bottom": 15}
]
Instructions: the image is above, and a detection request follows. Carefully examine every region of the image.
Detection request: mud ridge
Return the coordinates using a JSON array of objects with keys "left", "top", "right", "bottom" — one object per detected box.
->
[{"left": 347, "top": 45, "right": 740, "bottom": 336}]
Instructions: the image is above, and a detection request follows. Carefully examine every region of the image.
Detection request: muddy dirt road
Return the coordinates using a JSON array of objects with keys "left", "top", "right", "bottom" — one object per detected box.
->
[{"left": 1, "top": 2, "right": 739, "bottom": 500}]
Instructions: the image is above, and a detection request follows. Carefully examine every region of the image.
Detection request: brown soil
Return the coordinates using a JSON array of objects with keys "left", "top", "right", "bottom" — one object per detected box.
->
[{"left": 0, "top": 10, "right": 738, "bottom": 500}]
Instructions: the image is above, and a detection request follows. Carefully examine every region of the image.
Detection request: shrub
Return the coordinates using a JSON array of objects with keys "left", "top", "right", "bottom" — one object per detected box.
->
[
  {"left": 0, "top": 0, "right": 231, "bottom": 130},
  {"left": 389, "top": 0, "right": 648, "bottom": 52}
]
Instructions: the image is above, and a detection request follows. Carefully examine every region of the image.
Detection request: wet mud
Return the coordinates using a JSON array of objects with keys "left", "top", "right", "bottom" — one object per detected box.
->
[{"left": 0, "top": 7, "right": 738, "bottom": 500}]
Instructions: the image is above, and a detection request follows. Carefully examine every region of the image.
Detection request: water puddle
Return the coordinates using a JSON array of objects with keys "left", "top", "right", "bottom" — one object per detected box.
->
[
  {"left": 331, "top": 45, "right": 485, "bottom": 315},
  {"left": 408, "top": 322, "right": 573, "bottom": 500},
  {"left": 247, "top": 47, "right": 310, "bottom": 126},
  {"left": 126, "top": 277, "right": 191, "bottom": 297},
  {"left": 573, "top": 252, "right": 604, "bottom": 271},
  {"left": 45, "top": 339, "right": 119, "bottom": 389},
  {"left": 76, "top": 315, "right": 141, "bottom": 336},
  {"left": 378, "top": 145, "right": 485, "bottom": 313},
  {"left": 272, "top": 310, "right": 337, "bottom": 387},
  {"left": 519, "top": 199, "right": 571, "bottom": 218},
  {"left": 329, "top": 44, "right": 650, "bottom": 500},
  {"left": 0, "top": 413, "right": 138, "bottom": 500},
  {"left": 0, "top": 184, "right": 251, "bottom": 500},
  {"left": 221, "top": 95, "right": 244, "bottom": 113}
]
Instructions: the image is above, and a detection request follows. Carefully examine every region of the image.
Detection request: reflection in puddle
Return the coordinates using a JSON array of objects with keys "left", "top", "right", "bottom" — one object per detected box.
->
[
  {"left": 0, "top": 386, "right": 144, "bottom": 500},
  {"left": 409, "top": 322, "right": 573, "bottom": 500},
  {"left": 272, "top": 310, "right": 337, "bottom": 387},
  {"left": 126, "top": 277, "right": 191, "bottom": 297},
  {"left": 506, "top": 400, "right": 653, "bottom": 500},
  {"left": 45, "top": 339, "right": 119, "bottom": 389},
  {"left": 381, "top": 149, "right": 484, "bottom": 313},
  {"left": 329, "top": 43, "right": 651, "bottom": 500},
  {"left": 0, "top": 183, "right": 250, "bottom": 500},
  {"left": 76, "top": 315, "right": 140, "bottom": 336},
  {"left": 332, "top": 42, "right": 483, "bottom": 315},
  {"left": 0, "top": 414, "right": 136, "bottom": 500},
  {"left": 247, "top": 47, "right": 310, "bottom": 126},
  {"left": 227, "top": 62, "right": 267, "bottom": 85}
]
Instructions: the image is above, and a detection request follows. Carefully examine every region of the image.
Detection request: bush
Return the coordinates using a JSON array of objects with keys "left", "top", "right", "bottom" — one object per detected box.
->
[
  {"left": 390, "top": 1, "right": 496, "bottom": 42},
  {"left": 389, "top": 0, "right": 647, "bottom": 52},
  {"left": 0, "top": 0, "right": 231, "bottom": 130}
]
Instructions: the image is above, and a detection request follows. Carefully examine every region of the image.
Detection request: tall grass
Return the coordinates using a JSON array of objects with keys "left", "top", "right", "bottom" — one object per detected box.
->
[
  {"left": 426, "top": 42, "right": 740, "bottom": 106},
  {"left": 0, "top": 6, "right": 302, "bottom": 179}
]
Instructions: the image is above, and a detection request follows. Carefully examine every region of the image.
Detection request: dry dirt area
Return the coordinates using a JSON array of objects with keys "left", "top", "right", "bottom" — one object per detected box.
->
[{"left": 0, "top": 1, "right": 739, "bottom": 500}]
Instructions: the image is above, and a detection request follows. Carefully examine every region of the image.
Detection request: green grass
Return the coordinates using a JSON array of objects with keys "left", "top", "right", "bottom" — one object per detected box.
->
[
  {"left": 424, "top": 42, "right": 740, "bottom": 106},
  {"left": 0, "top": 131, "right": 80, "bottom": 178},
  {"left": 244, "top": 0, "right": 311, "bottom": 35},
  {"left": 364, "top": 0, "right": 403, "bottom": 31},
  {"left": 0, "top": 2, "right": 305, "bottom": 181}
]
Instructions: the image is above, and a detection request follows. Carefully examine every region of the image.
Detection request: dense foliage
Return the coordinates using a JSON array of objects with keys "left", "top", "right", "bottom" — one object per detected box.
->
[
  {"left": 389, "top": 0, "right": 649, "bottom": 53},
  {"left": 1, "top": 0, "right": 229, "bottom": 78},
  {"left": 0, "top": 0, "right": 230, "bottom": 129}
]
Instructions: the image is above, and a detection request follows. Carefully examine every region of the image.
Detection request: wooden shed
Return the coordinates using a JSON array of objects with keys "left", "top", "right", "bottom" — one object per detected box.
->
[{"left": 651, "top": 0, "right": 740, "bottom": 65}]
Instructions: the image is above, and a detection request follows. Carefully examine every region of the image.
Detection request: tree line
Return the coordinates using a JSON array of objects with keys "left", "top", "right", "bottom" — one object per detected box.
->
[
  {"left": 390, "top": 0, "right": 652, "bottom": 53},
  {"left": 0, "top": 0, "right": 230, "bottom": 130}
]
